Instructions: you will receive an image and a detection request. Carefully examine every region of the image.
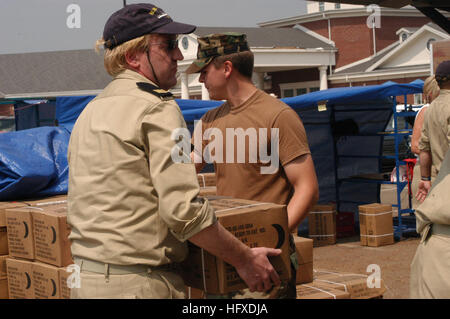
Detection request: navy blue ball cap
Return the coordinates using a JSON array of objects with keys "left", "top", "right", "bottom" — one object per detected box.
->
[
  {"left": 435, "top": 60, "right": 450, "bottom": 77},
  {"left": 103, "top": 3, "right": 196, "bottom": 49}
]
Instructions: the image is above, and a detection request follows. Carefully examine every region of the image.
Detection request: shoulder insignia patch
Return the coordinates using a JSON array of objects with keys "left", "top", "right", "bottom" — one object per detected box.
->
[{"left": 136, "top": 82, "right": 173, "bottom": 99}]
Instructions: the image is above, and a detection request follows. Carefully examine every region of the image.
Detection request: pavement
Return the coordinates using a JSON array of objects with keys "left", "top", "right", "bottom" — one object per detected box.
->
[{"left": 312, "top": 235, "right": 420, "bottom": 299}]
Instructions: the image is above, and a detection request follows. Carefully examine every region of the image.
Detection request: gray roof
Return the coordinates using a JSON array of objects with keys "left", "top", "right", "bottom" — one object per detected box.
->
[
  {"left": 195, "top": 27, "right": 335, "bottom": 49},
  {"left": 333, "top": 42, "right": 400, "bottom": 74},
  {"left": 333, "top": 21, "right": 448, "bottom": 76},
  {"left": 0, "top": 49, "right": 111, "bottom": 99},
  {"left": 0, "top": 26, "right": 334, "bottom": 99}
]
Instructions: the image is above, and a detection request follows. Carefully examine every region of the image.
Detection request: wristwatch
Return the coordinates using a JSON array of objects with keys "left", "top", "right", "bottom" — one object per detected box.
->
[{"left": 421, "top": 176, "right": 431, "bottom": 181}]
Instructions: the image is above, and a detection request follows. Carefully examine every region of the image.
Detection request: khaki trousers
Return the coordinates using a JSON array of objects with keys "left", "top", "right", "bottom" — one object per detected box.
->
[
  {"left": 70, "top": 259, "right": 185, "bottom": 299},
  {"left": 410, "top": 225, "right": 450, "bottom": 299}
]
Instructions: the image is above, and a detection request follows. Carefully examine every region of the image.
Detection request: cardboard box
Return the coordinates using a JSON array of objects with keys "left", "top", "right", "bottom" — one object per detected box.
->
[
  {"left": 359, "top": 203, "right": 394, "bottom": 247},
  {"left": 31, "top": 204, "right": 73, "bottom": 267},
  {"left": 181, "top": 197, "right": 291, "bottom": 294},
  {"left": 296, "top": 282, "right": 350, "bottom": 299},
  {"left": 297, "top": 262, "right": 313, "bottom": 285},
  {"left": 1, "top": 202, "right": 29, "bottom": 255},
  {"left": 58, "top": 267, "right": 71, "bottom": 299},
  {"left": 0, "top": 278, "right": 8, "bottom": 299},
  {"left": 199, "top": 186, "right": 217, "bottom": 196},
  {"left": 0, "top": 227, "right": 7, "bottom": 255},
  {"left": 0, "top": 196, "right": 67, "bottom": 255},
  {"left": 0, "top": 255, "right": 7, "bottom": 279},
  {"left": 293, "top": 235, "right": 313, "bottom": 284},
  {"left": 197, "top": 173, "right": 216, "bottom": 187},
  {"left": 313, "top": 269, "right": 386, "bottom": 299},
  {"left": 0, "top": 202, "right": 28, "bottom": 227},
  {"left": 6, "top": 257, "right": 34, "bottom": 299},
  {"left": 0, "top": 196, "right": 67, "bottom": 228},
  {"left": 5, "top": 207, "right": 35, "bottom": 260},
  {"left": 308, "top": 204, "right": 336, "bottom": 247},
  {"left": 32, "top": 262, "right": 61, "bottom": 299}
]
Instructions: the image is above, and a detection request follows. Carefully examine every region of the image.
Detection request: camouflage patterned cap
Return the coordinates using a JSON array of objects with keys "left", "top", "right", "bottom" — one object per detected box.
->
[{"left": 186, "top": 33, "right": 250, "bottom": 74}]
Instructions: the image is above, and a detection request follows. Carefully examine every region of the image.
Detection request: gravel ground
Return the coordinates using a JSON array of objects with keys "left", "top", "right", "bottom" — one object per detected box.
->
[{"left": 312, "top": 235, "right": 420, "bottom": 299}]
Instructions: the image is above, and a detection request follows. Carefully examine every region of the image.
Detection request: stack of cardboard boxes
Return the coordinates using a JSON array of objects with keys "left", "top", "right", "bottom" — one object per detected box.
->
[
  {"left": 358, "top": 203, "right": 394, "bottom": 247},
  {"left": 308, "top": 204, "right": 337, "bottom": 247},
  {"left": 0, "top": 195, "right": 73, "bottom": 299},
  {"left": 296, "top": 269, "right": 386, "bottom": 299}
]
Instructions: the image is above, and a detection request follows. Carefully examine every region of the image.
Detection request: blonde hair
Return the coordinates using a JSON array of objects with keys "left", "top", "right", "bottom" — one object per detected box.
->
[
  {"left": 95, "top": 35, "right": 150, "bottom": 77},
  {"left": 423, "top": 75, "right": 440, "bottom": 103}
]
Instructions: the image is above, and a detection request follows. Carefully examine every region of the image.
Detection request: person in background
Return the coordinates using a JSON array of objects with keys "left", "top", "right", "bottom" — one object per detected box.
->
[
  {"left": 416, "top": 60, "right": 450, "bottom": 203},
  {"left": 188, "top": 33, "right": 319, "bottom": 299},
  {"left": 410, "top": 76, "right": 440, "bottom": 208},
  {"left": 67, "top": 4, "right": 281, "bottom": 299},
  {"left": 410, "top": 148, "right": 450, "bottom": 298}
]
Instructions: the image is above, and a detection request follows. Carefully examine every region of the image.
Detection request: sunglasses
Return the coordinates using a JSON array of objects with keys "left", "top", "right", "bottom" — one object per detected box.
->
[{"left": 148, "top": 39, "right": 179, "bottom": 51}]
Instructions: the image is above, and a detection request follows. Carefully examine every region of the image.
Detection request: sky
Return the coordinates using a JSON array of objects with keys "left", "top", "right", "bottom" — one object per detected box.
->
[{"left": 0, "top": 0, "right": 307, "bottom": 54}]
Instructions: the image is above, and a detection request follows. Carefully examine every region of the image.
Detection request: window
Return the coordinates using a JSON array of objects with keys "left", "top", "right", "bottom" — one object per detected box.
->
[
  {"left": 280, "top": 82, "right": 321, "bottom": 98},
  {"left": 296, "top": 88, "right": 307, "bottom": 96},
  {"left": 319, "top": 2, "right": 325, "bottom": 12},
  {"left": 401, "top": 33, "right": 408, "bottom": 42},
  {"left": 283, "top": 89, "right": 294, "bottom": 98},
  {"left": 427, "top": 38, "right": 436, "bottom": 51},
  {"left": 335, "top": 3, "right": 341, "bottom": 9},
  {"left": 414, "top": 93, "right": 423, "bottom": 105}
]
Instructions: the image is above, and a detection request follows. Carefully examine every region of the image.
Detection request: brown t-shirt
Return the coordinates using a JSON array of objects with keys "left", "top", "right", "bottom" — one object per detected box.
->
[{"left": 193, "top": 89, "right": 310, "bottom": 205}]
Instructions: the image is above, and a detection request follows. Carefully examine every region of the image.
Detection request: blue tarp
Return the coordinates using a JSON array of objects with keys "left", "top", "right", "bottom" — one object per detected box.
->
[
  {"left": 0, "top": 80, "right": 423, "bottom": 209},
  {"left": 55, "top": 95, "right": 96, "bottom": 133},
  {"left": 0, "top": 126, "right": 70, "bottom": 200}
]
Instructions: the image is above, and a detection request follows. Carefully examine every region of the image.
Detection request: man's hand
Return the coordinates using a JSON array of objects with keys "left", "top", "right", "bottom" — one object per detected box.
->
[
  {"left": 234, "top": 247, "right": 282, "bottom": 292},
  {"left": 416, "top": 180, "right": 431, "bottom": 203},
  {"left": 189, "top": 222, "right": 281, "bottom": 293}
]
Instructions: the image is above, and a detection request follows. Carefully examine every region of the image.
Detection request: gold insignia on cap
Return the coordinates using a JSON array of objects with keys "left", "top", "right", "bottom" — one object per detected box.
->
[{"left": 149, "top": 7, "right": 158, "bottom": 15}]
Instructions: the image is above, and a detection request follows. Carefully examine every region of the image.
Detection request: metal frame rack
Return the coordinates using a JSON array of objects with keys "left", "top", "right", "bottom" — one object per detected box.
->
[{"left": 332, "top": 95, "right": 420, "bottom": 239}]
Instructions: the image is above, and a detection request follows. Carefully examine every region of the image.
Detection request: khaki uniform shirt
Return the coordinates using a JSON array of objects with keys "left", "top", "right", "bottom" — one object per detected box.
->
[
  {"left": 67, "top": 69, "right": 216, "bottom": 266},
  {"left": 415, "top": 149, "right": 450, "bottom": 234},
  {"left": 419, "top": 89, "right": 450, "bottom": 177}
]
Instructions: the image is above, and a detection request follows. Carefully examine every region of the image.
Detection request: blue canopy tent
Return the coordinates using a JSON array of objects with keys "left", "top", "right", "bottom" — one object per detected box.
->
[{"left": 0, "top": 80, "right": 423, "bottom": 228}]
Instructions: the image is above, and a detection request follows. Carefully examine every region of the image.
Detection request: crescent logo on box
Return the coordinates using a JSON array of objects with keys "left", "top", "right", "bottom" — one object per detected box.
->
[
  {"left": 23, "top": 221, "right": 29, "bottom": 239},
  {"left": 51, "top": 226, "right": 57, "bottom": 244},
  {"left": 271, "top": 224, "right": 285, "bottom": 249}
]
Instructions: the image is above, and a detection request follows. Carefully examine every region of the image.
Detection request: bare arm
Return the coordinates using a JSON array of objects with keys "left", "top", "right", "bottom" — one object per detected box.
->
[
  {"left": 188, "top": 221, "right": 281, "bottom": 292},
  {"left": 411, "top": 107, "right": 428, "bottom": 155},
  {"left": 283, "top": 154, "right": 319, "bottom": 232},
  {"left": 416, "top": 150, "right": 432, "bottom": 203}
]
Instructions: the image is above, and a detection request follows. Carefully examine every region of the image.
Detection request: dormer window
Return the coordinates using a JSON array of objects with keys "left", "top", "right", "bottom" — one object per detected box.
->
[
  {"left": 401, "top": 33, "right": 408, "bottom": 42},
  {"left": 427, "top": 38, "right": 436, "bottom": 51}
]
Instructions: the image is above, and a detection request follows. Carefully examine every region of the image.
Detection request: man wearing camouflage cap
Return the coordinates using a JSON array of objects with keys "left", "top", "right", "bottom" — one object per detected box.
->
[
  {"left": 67, "top": 5, "right": 281, "bottom": 299},
  {"left": 416, "top": 60, "right": 450, "bottom": 203},
  {"left": 189, "top": 33, "right": 319, "bottom": 299}
]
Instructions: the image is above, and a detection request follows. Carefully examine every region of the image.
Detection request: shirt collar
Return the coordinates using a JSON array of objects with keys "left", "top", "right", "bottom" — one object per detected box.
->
[{"left": 114, "top": 69, "right": 158, "bottom": 87}]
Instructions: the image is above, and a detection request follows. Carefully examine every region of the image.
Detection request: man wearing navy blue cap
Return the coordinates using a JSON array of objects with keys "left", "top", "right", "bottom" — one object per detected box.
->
[{"left": 67, "top": 3, "right": 281, "bottom": 299}]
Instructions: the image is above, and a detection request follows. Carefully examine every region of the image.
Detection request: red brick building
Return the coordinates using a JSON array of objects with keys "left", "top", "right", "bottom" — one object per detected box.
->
[{"left": 258, "top": 4, "right": 450, "bottom": 101}]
